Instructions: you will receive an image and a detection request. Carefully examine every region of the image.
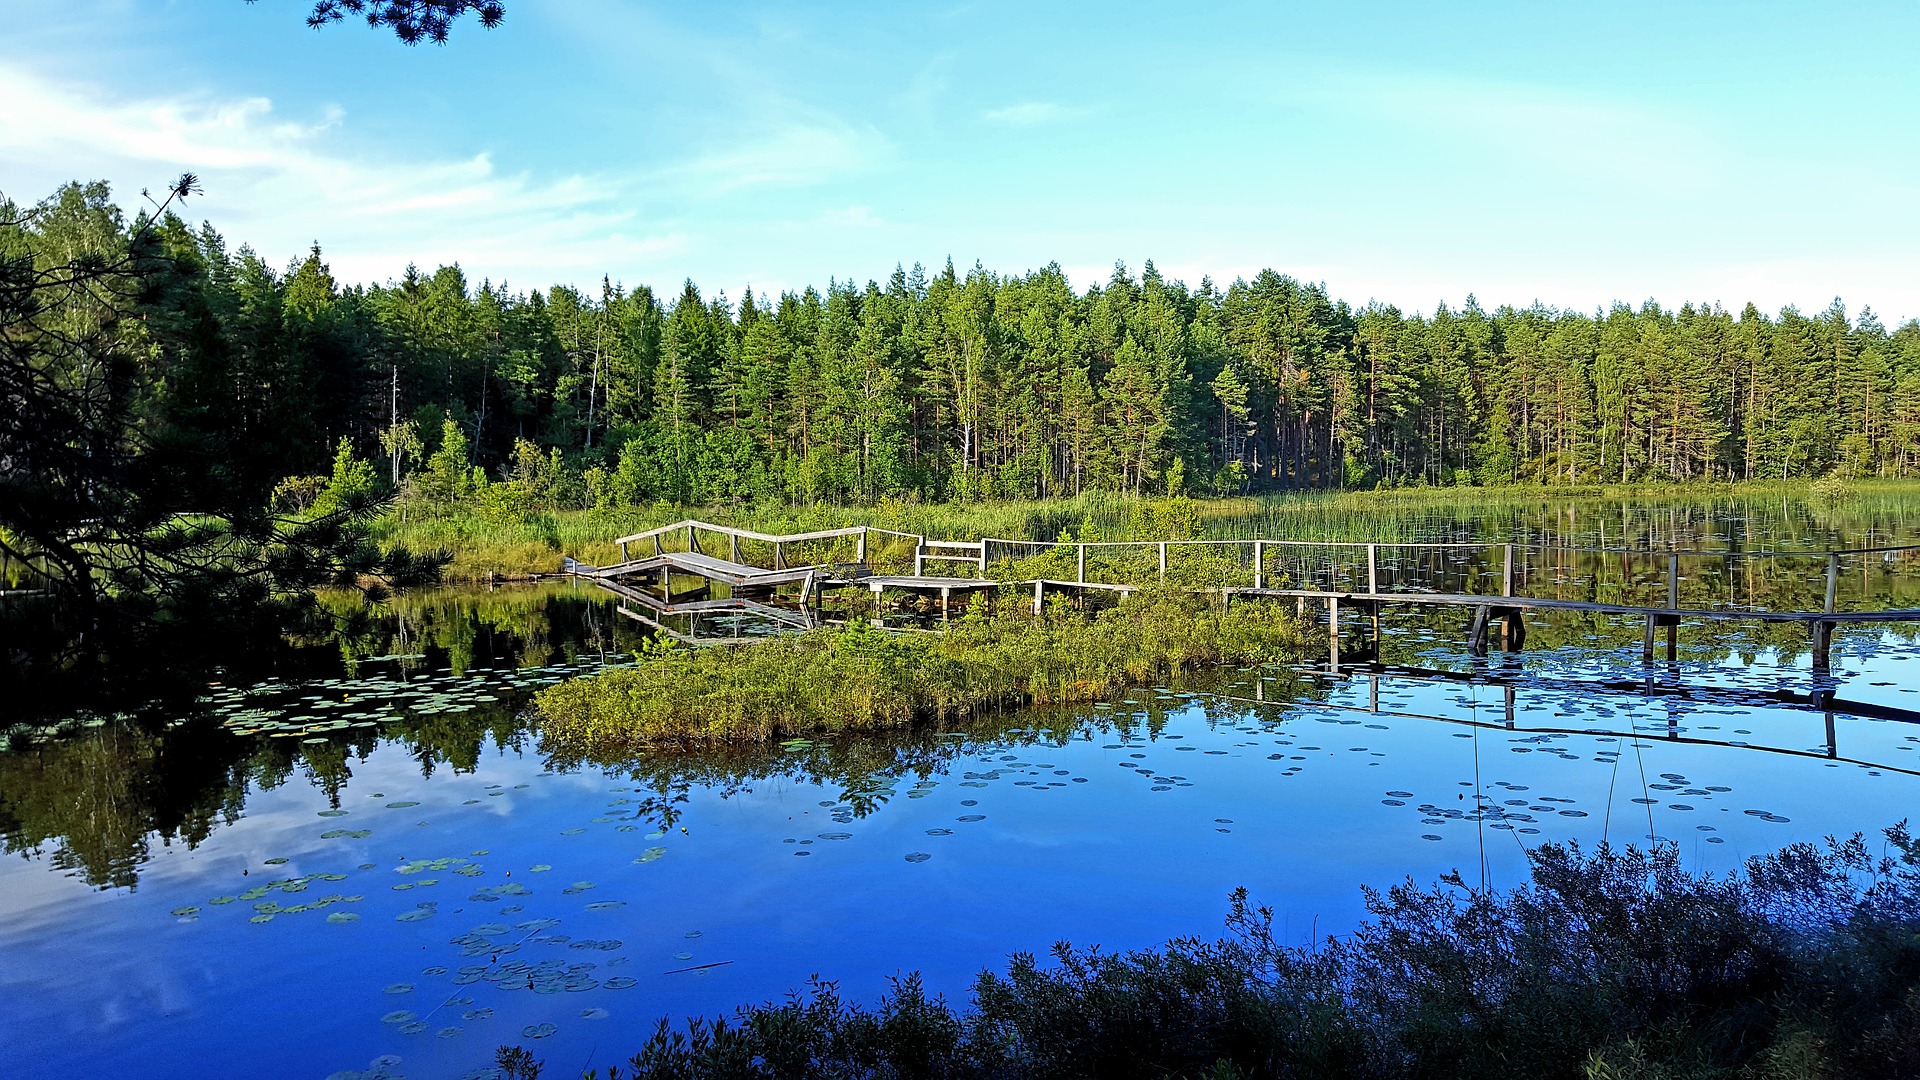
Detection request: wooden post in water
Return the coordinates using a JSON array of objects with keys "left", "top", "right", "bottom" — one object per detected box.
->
[
  {"left": 1642, "top": 614, "right": 1657, "bottom": 663},
  {"left": 1666, "top": 552, "right": 1680, "bottom": 660},
  {"left": 1813, "top": 620, "right": 1832, "bottom": 671},
  {"left": 1253, "top": 541, "right": 1264, "bottom": 589},
  {"left": 1825, "top": 553, "right": 1839, "bottom": 613},
  {"left": 1328, "top": 596, "right": 1340, "bottom": 672},
  {"left": 1158, "top": 542, "right": 1167, "bottom": 582},
  {"left": 1503, "top": 544, "right": 1514, "bottom": 597}
]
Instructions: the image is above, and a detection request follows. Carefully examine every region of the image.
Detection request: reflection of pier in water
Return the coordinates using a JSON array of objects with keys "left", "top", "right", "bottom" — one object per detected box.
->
[
  {"left": 1228, "top": 665, "right": 1920, "bottom": 781},
  {"left": 567, "top": 519, "right": 1920, "bottom": 664}
]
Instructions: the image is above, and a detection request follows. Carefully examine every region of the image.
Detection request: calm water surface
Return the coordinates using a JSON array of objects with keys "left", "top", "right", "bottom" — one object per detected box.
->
[{"left": 5, "top": 498, "right": 1920, "bottom": 1080}]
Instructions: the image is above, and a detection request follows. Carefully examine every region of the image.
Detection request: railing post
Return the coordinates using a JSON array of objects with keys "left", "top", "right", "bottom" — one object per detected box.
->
[
  {"left": 914, "top": 544, "right": 924, "bottom": 577},
  {"left": 730, "top": 533, "right": 742, "bottom": 564},
  {"left": 619, "top": 540, "right": 629, "bottom": 563},
  {"left": 1825, "top": 553, "right": 1839, "bottom": 613},
  {"left": 1503, "top": 544, "right": 1514, "bottom": 597},
  {"left": 774, "top": 541, "right": 785, "bottom": 571},
  {"left": 1076, "top": 544, "right": 1086, "bottom": 584},
  {"left": 856, "top": 527, "right": 867, "bottom": 566},
  {"left": 979, "top": 538, "right": 990, "bottom": 578},
  {"left": 686, "top": 524, "right": 698, "bottom": 554},
  {"left": 1158, "top": 542, "right": 1167, "bottom": 582},
  {"left": 1367, "top": 544, "right": 1378, "bottom": 594},
  {"left": 1253, "top": 541, "right": 1264, "bottom": 590}
]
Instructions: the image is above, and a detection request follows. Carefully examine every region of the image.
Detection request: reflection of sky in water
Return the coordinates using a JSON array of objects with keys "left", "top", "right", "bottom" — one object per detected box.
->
[{"left": 3, "top": 636, "right": 1920, "bottom": 1079}]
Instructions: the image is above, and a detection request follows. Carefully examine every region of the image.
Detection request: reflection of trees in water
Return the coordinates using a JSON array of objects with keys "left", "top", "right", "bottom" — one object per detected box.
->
[
  {"left": 308, "top": 584, "right": 645, "bottom": 677},
  {"left": 0, "top": 724, "right": 247, "bottom": 889}
]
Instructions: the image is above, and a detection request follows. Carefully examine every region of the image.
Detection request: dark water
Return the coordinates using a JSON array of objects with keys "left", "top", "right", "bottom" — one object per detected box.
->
[{"left": 4, "top": 498, "right": 1920, "bottom": 1080}]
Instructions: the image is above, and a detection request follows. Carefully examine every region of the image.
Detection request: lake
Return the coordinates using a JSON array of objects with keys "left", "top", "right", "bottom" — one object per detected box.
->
[{"left": 4, "top": 494, "right": 1919, "bottom": 1080}]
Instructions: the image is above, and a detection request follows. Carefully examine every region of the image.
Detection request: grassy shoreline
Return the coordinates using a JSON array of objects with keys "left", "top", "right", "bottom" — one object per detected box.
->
[
  {"left": 534, "top": 591, "right": 1307, "bottom": 753},
  {"left": 376, "top": 479, "right": 1920, "bottom": 582}
]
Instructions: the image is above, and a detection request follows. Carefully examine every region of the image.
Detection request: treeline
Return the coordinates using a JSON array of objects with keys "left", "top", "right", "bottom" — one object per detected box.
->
[{"left": 29, "top": 181, "right": 1920, "bottom": 510}]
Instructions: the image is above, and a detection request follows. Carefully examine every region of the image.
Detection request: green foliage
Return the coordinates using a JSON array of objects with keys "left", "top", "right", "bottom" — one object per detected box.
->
[
  {"left": 559, "top": 827, "right": 1920, "bottom": 1080},
  {"left": 535, "top": 590, "right": 1307, "bottom": 752}
]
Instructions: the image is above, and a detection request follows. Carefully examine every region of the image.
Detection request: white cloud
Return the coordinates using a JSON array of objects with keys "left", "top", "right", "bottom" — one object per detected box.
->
[
  {"left": 982, "top": 101, "right": 1088, "bottom": 127},
  {"left": 647, "top": 120, "right": 891, "bottom": 194},
  {"left": 0, "top": 62, "right": 668, "bottom": 289}
]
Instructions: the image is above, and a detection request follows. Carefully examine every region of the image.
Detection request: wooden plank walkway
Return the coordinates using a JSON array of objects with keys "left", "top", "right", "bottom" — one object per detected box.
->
[{"left": 568, "top": 519, "right": 1920, "bottom": 666}]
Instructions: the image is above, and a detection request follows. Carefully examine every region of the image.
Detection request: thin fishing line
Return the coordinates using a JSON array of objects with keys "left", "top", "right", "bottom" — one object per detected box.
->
[
  {"left": 1472, "top": 700, "right": 1487, "bottom": 893},
  {"left": 1631, "top": 718, "right": 1656, "bottom": 847},
  {"left": 1601, "top": 732, "right": 1625, "bottom": 845}
]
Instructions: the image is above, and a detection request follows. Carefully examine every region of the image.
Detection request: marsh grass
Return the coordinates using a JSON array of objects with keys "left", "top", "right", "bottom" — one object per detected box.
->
[
  {"left": 541, "top": 826, "right": 1920, "bottom": 1080},
  {"left": 534, "top": 590, "right": 1308, "bottom": 752},
  {"left": 376, "top": 481, "right": 1920, "bottom": 581}
]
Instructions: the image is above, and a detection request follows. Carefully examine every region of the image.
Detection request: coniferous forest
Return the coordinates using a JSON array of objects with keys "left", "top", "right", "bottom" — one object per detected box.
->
[{"left": 14, "top": 180, "right": 1920, "bottom": 519}]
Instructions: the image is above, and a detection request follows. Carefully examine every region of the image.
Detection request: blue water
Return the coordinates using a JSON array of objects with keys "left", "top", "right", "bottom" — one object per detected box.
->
[{"left": 3, "top": 626, "right": 1917, "bottom": 1079}]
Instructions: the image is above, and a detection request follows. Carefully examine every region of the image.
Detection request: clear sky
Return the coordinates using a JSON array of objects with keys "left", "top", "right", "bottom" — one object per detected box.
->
[{"left": 5, "top": 1, "right": 1917, "bottom": 322}]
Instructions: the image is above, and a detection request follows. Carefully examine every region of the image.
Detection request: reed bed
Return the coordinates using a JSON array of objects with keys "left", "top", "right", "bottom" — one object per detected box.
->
[
  {"left": 378, "top": 480, "right": 1920, "bottom": 581},
  {"left": 534, "top": 590, "right": 1308, "bottom": 753}
]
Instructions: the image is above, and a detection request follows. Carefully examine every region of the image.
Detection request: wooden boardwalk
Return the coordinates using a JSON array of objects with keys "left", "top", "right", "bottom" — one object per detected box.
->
[{"left": 567, "top": 520, "right": 1920, "bottom": 668}]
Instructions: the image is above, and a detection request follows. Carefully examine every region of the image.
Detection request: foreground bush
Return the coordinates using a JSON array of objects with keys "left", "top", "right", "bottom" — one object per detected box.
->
[
  {"left": 535, "top": 590, "right": 1306, "bottom": 751},
  {"left": 514, "top": 828, "right": 1920, "bottom": 1079}
]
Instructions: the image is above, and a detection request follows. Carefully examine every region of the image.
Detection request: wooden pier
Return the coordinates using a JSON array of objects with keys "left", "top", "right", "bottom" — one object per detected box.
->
[{"left": 566, "top": 521, "right": 1920, "bottom": 666}]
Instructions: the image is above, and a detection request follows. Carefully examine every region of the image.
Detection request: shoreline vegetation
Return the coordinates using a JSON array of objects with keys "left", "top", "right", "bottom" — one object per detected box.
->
[
  {"left": 534, "top": 590, "right": 1307, "bottom": 753},
  {"left": 380, "top": 477, "right": 1913, "bottom": 582},
  {"left": 498, "top": 827, "right": 1920, "bottom": 1080}
]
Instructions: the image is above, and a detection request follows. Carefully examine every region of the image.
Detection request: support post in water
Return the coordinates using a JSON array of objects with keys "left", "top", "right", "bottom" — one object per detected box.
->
[
  {"left": 1813, "top": 620, "right": 1832, "bottom": 671},
  {"left": 1643, "top": 614, "right": 1658, "bottom": 663},
  {"left": 1826, "top": 553, "right": 1839, "bottom": 613},
  {"left": 1469, "top": 605, "right": 1492, "bottom": 657},
  {"left": 1328, "top": 596, "right": 1341, "bottom": 672},
  {"left": 1503, "top": 544, "right": 1514, "bottom": 597},
  {"left": 1667, "top": 552, "right": 1680, "bottom": 660}
]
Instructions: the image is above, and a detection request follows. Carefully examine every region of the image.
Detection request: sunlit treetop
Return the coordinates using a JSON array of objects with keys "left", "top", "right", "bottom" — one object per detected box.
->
[{"left": 302, "top": 0, "right": 503, "bottom": 45}]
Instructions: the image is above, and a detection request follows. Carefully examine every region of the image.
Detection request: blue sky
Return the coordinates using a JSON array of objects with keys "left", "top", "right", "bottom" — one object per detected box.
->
[{"left": 5, "top": 1, "right": 1918, "bottom": 321}]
